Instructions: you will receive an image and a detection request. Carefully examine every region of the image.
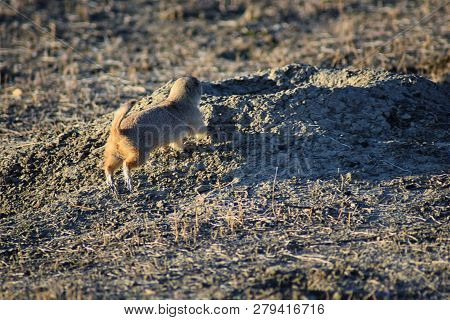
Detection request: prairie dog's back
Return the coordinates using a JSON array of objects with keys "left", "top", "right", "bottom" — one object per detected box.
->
[{"left": 117, "top": 77, "right": 204, "bottom": 153}]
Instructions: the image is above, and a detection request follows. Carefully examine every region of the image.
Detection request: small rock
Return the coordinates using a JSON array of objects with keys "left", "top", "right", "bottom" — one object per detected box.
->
[
  {"left": 400, "top": 113, "right": 412, "bottom": 120},
  {"left": 195, "top": 185, "right": 210, "bottom": 193},
  {"left": 196, "top": 163, "right": 206, "bottom": 170},
  {"left": 12, "top": 88, "right": 22, "bottom": 98}
]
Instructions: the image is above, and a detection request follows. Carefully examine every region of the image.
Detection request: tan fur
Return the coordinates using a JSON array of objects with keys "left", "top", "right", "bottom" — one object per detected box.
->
[{"left": 103, "top": 76, "right": 207, "bottom": 192}]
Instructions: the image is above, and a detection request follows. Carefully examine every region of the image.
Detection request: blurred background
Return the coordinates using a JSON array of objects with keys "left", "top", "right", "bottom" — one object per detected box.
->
[{"left": 1, "top": 0, "right": 449, "bottom": 129}]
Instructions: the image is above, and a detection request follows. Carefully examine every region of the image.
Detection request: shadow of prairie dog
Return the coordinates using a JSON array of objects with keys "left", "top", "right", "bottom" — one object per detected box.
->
[{"left": 104, "top": 76, "right": 208, "bottom": 192}]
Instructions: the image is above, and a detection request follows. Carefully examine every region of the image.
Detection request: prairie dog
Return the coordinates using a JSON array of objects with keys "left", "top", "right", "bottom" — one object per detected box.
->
[{"left": 104, "top": 76, "right": 207, "bottom": 192}]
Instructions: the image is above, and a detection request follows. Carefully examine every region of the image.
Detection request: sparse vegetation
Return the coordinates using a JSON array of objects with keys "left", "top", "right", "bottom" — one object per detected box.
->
[{"left": 0, "top": 0, "right": 449, "bottom": 299}]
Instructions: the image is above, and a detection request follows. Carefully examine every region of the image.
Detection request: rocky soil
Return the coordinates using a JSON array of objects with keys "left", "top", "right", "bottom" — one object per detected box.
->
[{"left": 1, "top": 63, "right": 449, "bottom": 299}]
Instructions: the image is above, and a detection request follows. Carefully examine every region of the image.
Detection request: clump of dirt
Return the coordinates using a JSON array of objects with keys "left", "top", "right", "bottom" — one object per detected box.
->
[{"left": 0, "top": 64, "right": 449, "bottom": 299}]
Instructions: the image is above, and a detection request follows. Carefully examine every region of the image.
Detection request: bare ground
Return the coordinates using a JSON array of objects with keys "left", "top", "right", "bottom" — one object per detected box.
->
[{"left": 0, "top": 0, "right": 449, "bottom": 299}]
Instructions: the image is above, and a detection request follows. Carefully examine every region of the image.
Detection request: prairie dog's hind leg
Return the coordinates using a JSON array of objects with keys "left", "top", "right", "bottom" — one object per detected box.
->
[
  {"left": 106, "top": 171, "right": 114, "bottom": 188},
  {"left": 122, "top": 154, "right": 139, "bottom": 192},
  {"left": 104, "top": 153, "right": 122, "bottom": 193}
]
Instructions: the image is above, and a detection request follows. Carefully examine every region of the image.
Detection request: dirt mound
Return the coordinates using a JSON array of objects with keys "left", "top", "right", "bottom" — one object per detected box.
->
[{"left": 1, "top": 64, "right": 449, "bottom": 299}]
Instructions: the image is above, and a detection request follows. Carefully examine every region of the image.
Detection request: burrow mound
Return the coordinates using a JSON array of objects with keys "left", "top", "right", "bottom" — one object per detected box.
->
[{"left": 1, "top": 63, "right": 449, "bottom": 217}]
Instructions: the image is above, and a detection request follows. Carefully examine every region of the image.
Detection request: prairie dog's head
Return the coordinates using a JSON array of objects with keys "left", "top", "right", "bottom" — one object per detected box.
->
[{"left": 168, "top": 76, "right": 202, "bottom": 106}]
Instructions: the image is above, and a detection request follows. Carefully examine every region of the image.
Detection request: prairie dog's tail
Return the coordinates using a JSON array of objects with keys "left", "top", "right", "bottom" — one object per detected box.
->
[{"left": 111, "top": 100, "right": 136, "bottom": 135}]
